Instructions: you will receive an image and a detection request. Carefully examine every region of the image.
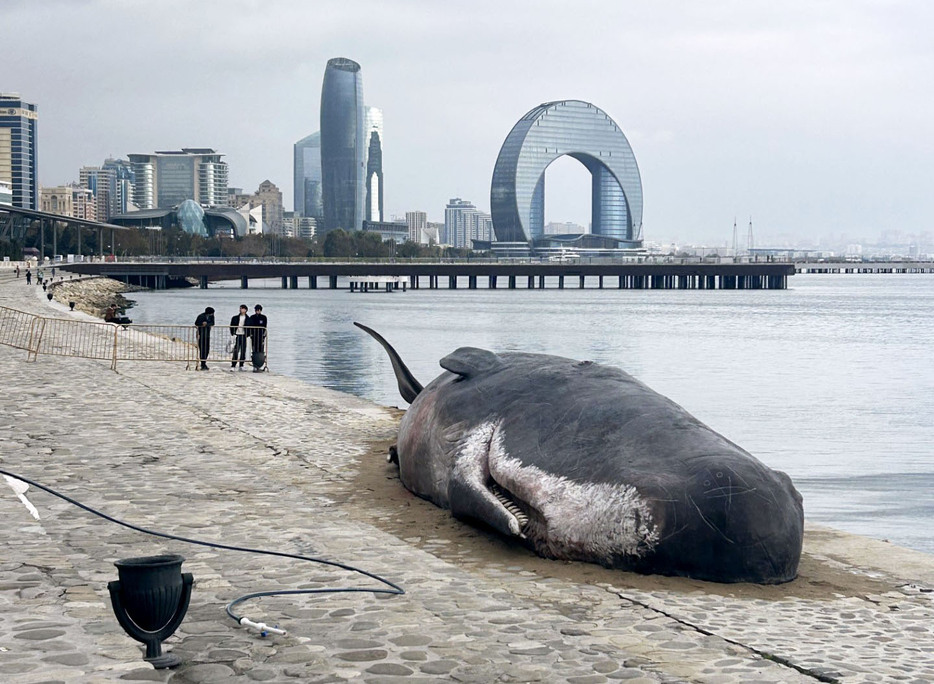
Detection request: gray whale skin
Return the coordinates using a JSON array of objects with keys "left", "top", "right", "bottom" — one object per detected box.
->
[{"left": 357, "top": 323, "right": 804, "bottom": 584}]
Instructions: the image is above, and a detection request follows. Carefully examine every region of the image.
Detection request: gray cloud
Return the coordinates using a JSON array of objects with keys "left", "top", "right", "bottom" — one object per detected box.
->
[{"left": 6, "top": 0, "right": 932, "bottom": 244}]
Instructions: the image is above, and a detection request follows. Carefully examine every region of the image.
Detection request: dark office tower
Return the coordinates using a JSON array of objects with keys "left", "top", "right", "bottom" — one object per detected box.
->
[
  {"left": 293, "top": 131, "right": 322, "bottom": 219},
  {"left": 320, "top": 57, "right": 364, "bottom": 233},
  {"left": 0, "top": 93, "right": 38, "bottom": 210}
]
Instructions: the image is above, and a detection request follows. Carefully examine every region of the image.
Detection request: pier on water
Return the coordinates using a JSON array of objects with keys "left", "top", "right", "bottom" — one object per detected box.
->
[
  {"left": 62, "top": 262, "right": 795, "bottom": 291},
  {"left": 795, "top": 261, "right": 934, "bottom": 275}
]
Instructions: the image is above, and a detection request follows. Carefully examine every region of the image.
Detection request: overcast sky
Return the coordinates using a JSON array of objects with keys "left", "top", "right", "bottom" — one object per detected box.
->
[{"left": 6, "top": 0, "right": 933, "bottom": 245}]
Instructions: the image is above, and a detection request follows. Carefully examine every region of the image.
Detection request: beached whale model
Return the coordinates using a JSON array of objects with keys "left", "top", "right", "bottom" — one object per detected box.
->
[{"left": 356, "top": 323, "right": 804, "bottom": 584}]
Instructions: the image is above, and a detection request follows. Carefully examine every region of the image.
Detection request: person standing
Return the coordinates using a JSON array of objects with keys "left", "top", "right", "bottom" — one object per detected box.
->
[
  {"left": 25, "top": 268, "right": 31, "bottom": 285},
  {"left": 194, "top": 306, "right": 215, "bottom": 370},
  {"left": 229, "top": 304, "right": 249, "bottom": 371},
  {"left": 248, "top": 304, "right": 267, "bottom": 372}
]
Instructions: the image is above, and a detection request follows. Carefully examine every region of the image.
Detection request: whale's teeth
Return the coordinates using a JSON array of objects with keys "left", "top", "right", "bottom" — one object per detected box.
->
[{"left": 491, "top": 483, "right": 530, "bottom": 530}]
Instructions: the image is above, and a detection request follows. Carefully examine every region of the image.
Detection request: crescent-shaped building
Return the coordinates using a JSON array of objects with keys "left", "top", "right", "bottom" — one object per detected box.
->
[{"left": 490, "top": 100, "right": 643, "bottom": 250}]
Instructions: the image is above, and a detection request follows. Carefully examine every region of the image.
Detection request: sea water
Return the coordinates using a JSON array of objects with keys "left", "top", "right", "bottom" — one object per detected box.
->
[{"left": 127, "top": 273, "right": 934, "bottom": 554}]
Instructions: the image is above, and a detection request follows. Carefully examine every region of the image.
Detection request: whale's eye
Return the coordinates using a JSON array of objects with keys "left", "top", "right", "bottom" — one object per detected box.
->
[
  {"left": 575, "top": 360, "right": 593, "bottom": 367},
  {"left": 703, "top": 480, "right": 710, "bottom": 486},
  {"left": 716, "top": 472, "right": 722, "bottom": 478}
]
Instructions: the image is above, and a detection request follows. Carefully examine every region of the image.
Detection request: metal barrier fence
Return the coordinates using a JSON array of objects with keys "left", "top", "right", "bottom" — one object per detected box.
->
[
  {"left": 0, "top": 305, "right": 268, "bottom": 370},
  {"left": 0, "top": 305, "right": 42, "bottom": 354}
]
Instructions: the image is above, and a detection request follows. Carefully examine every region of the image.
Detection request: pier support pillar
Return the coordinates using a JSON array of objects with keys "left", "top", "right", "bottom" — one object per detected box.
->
[
  {"left": 598, "top": 275, "right": 604, "bottom": 289},
  {"left": 468, "top": 275, "right": 477, "bottom": 289},
  {"left": 580, "top": 275, "right": 586, "bottom": 289},
  {"left": 309, "top": 276, "right": 317, "bottom": 289},
  {"left": 489, "top": 275, "right": 497, "bottom": 289},
  {"left": 289, "top": 275, "right": 298, "bottom": 289},
  {"left": 508, "top": 275, "right": 516, "bottom": 289},
  {"left": 449, "top": 275, "right": 457, "bottom": 289},
  {"left": 241, "top": 276, "right": 249, "bottom": 289},
  {"left": 527, "top": 275, "right": 534, "bottom": 289},
  {"left": 329, "top": 275, "right": 338, "bottom": 289},
  {"left": 539, "top": 275, "right": 545, "bottom": 289},
  {"left": 558, "top": 275, "right": 565, "bottom": 289},
  {"left": 281, "top": 276, "right": 288, "bottom": 289},
  {"left": 199, "top": 275, "right": 208, "bottom": 289}
]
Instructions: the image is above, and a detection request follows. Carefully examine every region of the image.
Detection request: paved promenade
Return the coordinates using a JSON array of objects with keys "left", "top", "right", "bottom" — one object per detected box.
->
[{"left": 1, "top": 268, "right": 934, "bottom": 683}]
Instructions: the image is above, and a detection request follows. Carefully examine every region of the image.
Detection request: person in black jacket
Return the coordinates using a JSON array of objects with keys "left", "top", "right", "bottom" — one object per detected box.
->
[
  {"left": 229, "top": 304, "right": 249, "bottom": 370},
  {"left": 248, "top": 304, "right": 267, "bottom": 372},
  {"left": 194, "top": 306, "right": 215, "bottom": 370}
]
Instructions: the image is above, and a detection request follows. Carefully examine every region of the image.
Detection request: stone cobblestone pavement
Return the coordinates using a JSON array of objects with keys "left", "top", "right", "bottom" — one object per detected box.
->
[{"left": 1, "top": 269, "right": 933, "bottom": 683}]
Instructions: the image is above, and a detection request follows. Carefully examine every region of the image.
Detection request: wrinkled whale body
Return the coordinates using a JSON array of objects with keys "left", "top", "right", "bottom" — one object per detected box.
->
[{"left": 357, "top": 323, "right": 804, "bottom": 584}]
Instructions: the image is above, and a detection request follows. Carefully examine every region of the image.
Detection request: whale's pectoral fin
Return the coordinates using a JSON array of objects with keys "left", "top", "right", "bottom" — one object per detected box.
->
[
  {"left": 440, "top": 347, "right": 503, "bottom": 378},
  {"left": 449, "top": 475, "right": 526, "bottom": 539}
]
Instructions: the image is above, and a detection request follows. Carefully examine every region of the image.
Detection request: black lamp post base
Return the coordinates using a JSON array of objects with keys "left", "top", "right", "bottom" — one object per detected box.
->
[{"left": 146, "top": 652, "right": 182, "bottom": 669}]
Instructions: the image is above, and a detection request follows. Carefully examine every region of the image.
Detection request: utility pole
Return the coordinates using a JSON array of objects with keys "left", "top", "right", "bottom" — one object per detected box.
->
[
  {"left": 747, "top": 217, "right": 754, "bottom": 255},
  {"left": 732, "top": 218, "right": 738, "bottom": 257}
]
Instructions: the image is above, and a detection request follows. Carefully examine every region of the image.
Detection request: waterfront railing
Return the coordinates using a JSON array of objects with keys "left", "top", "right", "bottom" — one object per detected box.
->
[{"left": 0, "top": 306, "right": 268, "bottom": 371}]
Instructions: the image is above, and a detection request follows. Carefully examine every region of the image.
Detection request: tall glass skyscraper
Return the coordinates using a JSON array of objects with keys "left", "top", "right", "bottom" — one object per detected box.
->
[
  {"left": 293, "top": 131, "right": 322, "bottom": 219},
  {"left": 320, "top": 57, "right": 365, "bottom": 233},
  {"left": 364, "top": 106, "right": 383, "bottom": 223},
  {"left": 0, "top": 93, "right": 38, "bottom": 210}
]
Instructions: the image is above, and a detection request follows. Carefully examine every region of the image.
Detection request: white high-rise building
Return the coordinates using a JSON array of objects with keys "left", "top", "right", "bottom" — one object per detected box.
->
[
  {"left": 405, "top": 210, "right": 427, "bottom": 243},
  {"left": 128, "top": 148, "right": 228, "bottom": 209},
  {"left": 444, "top": 198, "right": 491, "bottom": 249}
]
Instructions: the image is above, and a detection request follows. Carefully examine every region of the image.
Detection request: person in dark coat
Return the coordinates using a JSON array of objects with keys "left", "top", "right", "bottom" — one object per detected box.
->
[
  {"left": 194, "top": 306, "right": 215, "bottom": 370},
  {"left": 247, "top": 304, "right": 267, "bottom": 372},
  {"left": 229, "top": 304, "right": 249, "bottom": 371}
]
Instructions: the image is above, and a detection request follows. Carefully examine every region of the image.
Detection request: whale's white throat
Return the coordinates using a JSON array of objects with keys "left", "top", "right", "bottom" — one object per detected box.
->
[{"left": 454, "top": 420, "right": 659, "bottom": 560}]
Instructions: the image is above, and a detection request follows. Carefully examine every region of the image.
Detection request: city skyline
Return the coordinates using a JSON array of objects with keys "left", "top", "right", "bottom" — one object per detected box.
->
[{"left": 4, "top": 1, "right": 933, "bottom": 246}]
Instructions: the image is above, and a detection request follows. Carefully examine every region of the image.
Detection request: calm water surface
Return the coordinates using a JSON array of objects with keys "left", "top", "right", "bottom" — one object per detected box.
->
[{"left": 128, "top": 274, "right": 934, "bottom": 554}]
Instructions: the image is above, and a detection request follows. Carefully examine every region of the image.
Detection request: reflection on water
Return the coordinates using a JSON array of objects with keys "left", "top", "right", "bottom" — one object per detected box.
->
[
  {"left": 319, "top": 328, "right": 372, "bottom": 398},
  {"left": 128, "top": 275, "right": 934, "bottom": 554}
]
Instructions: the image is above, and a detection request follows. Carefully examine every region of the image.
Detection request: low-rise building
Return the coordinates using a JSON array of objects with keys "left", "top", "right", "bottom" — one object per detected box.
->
[{"left": 39, "top": 184, "right": 96, "bottom": 221}]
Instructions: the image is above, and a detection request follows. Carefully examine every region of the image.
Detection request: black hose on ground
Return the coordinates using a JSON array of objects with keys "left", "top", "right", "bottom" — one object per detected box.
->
[{"left": 0, "top": 468, "right": 404, "bottom": 634}]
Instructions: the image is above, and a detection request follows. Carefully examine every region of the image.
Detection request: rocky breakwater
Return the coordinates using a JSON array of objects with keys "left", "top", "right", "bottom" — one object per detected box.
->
[{"left": 48, "top": 277, "right": 146, "bottom": 319}]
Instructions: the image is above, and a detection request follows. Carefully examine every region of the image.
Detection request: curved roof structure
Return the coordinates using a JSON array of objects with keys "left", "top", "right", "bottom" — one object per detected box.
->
[{"left": 490, "top": 100, "right": 643, "bottom": 246}]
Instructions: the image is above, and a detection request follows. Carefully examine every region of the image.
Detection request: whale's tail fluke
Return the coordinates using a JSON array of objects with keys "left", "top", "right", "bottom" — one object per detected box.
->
[{"left": 354, "top": 322, "right": 423, "bottom": 404}]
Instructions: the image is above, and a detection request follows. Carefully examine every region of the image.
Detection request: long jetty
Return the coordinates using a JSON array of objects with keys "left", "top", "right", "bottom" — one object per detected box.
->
[{"left": 62, "top": 260, "right": 795, "bottom": 290}]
